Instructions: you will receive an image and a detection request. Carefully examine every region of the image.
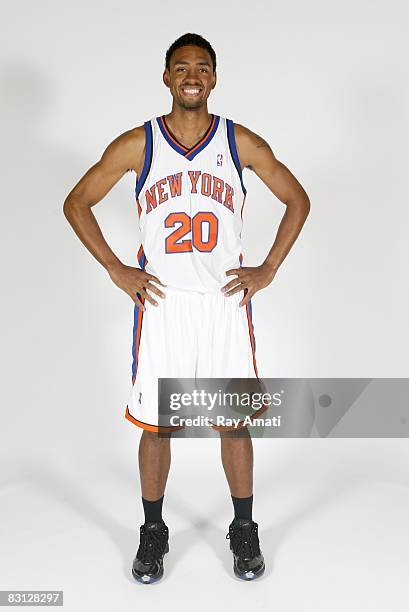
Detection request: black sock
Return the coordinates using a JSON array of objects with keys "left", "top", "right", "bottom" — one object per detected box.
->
[
  {"left": 142, "top": 495, "right": 164, "bottom": 523},
  {"left": 231, "top": 494, "right": 253, "bottom": 521}
]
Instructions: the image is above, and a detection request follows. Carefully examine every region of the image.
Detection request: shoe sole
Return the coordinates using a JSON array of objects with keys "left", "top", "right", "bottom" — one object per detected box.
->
[
  {"left": 234, "top": 562, "right": 265, "bottom": 581},
  {"left": 229, "top": 540, "right": 265, "bottom": 581},
  {"left": 132, "top": 544, "right": 169, "bottom": 584}
]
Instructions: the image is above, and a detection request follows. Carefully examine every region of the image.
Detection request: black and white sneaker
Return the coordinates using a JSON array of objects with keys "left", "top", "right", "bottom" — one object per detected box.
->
[
  {"left": 132, "top": 521, "right": 169, "bottom": 584},
  {"left": 226, "top": 518, "right": 265, "bottom": 580}
]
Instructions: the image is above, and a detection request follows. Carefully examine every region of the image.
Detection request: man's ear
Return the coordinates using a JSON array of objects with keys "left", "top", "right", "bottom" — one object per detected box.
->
[{"left": 163, "top": 70, "right": 170, "bottom": 88}]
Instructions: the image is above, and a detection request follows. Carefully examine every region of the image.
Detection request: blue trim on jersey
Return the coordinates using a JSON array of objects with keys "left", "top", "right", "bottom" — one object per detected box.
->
[
  {"left": 186, "top": 115, "right": 220, "bottom": 161},
  {"left": 226, "top": 119, "right": 247, "bottom": 195},
  {"left": 138, "top": 248, "right": 147, "bottom": 269},
  {"left": 156, "top": 115, "right": 220, "bottom": 161},
  {"left": 131, "top": 304, "right": 139, "bottom": 379},
  {"left": 135, "top": 121, "right": 153, "bottom": 200},
  {"left": 157, "top": 116, "right": 187, "bottom": 156},
  {"left": 132, "top": 247, "right": 147, "bottom": 379},
  {"left": 247, "top": 298, "right": 256, "bottom": 352},
  {"left": 239, "top": 252, "right": 256, "bottom": 351}
]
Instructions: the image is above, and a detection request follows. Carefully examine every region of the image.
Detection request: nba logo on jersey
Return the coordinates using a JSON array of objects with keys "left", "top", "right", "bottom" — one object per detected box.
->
[{"left": 217, "top": 153, "right": 223, "bottom": 166}]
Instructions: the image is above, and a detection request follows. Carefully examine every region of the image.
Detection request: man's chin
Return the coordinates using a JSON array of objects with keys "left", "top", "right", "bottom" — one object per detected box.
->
[{"left": 177, "top": 97, "right": 206, "bottom": 111}]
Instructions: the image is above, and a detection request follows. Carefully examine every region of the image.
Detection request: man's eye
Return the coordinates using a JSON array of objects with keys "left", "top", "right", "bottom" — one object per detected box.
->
[
  {"left": 177, "top": 67, "right": 185, "bottom": 72},
  {"left": 199, "top": 68, "right": 208, "bottom": 73}
]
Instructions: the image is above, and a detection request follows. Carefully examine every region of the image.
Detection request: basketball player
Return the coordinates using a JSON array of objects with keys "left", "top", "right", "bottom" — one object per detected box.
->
[{"left": 63, "top": 33, "right": 310, "bottom": 583}]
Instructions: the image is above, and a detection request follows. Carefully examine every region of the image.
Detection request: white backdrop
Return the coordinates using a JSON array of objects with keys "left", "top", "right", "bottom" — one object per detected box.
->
[{"left": 1, "top": 1, "right": 408, "bottom": 610}]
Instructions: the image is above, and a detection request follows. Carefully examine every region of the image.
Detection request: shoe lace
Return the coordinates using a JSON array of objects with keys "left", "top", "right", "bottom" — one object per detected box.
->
[
  {"left": 226, "top": 522, "right": 260, "bottom": 559},
  {"left": 137, "top": 525, "right": 168, "bottom": 564}
]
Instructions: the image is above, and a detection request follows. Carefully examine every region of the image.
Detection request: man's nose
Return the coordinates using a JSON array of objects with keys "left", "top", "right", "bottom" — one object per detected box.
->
[{"left": 184, "top": 67, "right": 201, "bottom": 81}]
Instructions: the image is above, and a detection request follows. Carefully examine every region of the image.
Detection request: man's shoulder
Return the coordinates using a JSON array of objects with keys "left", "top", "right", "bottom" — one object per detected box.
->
[
  {"left": 226, "top": 122, "right": 274, "bottom": 169},
  {"left": 121, "top": 124, "right": 146, "bottom": 146},
  {"left": 100, "top": 124, "right": 147, "bottom": 174},
  {"left": 231, "top": 122, "right": 254, "bottom": 143},
  {"left": 111, "top": 124, "right": 146, "bottom": 160}
]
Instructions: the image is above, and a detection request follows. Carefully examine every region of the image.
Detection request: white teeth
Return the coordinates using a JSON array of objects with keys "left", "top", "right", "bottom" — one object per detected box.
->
[{"left": 183, "top": 88, "right": 200, "bottom": 94}]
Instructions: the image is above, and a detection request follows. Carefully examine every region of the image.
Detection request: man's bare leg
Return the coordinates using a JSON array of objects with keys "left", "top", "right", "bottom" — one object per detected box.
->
[
  {"left": 132, "top": 430, "right": 171, "bottom": 584},
  {"left": 220, "top": 427, "right": 265, "bottom": 580},
  {"left": 220, "top": 427, "right": 253, "bottom": 498},
  {"left": 139, "top": 430, "right": 171, "bottom": 501}
]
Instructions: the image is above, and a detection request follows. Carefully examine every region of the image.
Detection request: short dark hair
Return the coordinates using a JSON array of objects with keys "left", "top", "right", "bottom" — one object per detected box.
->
[{"left": 165, "top": 33, "right": 217, "bottom": 72}]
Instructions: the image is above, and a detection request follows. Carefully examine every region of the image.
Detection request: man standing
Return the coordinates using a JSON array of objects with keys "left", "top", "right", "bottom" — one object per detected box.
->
[{"left": 64, "top": 32, "right": 310, "bottom": 583}]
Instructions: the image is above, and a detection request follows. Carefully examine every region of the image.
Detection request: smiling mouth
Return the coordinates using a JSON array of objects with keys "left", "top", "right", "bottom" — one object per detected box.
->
[{"left": 181, "top": 87, "right": 202, "bottom": 96}]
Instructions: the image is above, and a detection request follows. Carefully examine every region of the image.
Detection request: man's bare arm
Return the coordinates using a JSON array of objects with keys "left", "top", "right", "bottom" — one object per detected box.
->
[
  {"left": 222, "top": 124, "right": 310, "bottom": 306},
  {"left": 63, "top": 127, "right": 165, "bottom": 310},
  {"left": 236, "top": 123, "right": 310, "bottom": 272},
  {"left": 63, "top": 127, "right": 144, "bottom": 270}
]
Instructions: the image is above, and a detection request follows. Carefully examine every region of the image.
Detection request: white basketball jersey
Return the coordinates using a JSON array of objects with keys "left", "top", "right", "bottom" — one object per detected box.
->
[{"left": 135, "top": 114, "right": 247, "bottom": 292}]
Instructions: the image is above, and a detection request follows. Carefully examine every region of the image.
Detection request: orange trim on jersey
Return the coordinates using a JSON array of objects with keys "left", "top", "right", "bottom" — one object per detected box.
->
[
  {"left": 137, "top": 244, "right": 144, "bottom": 262},
  {"left": 160, "top": 114, "right": 216, "bottom": 157},
  {"left": 186, "top": 114, "right": 217, "bottom": 157},
  {"left": 133, "top": 295, "right": 145, "bottom": 379},
  {"left": 239, "top": 251, "right": 258, "bottom": 377},
  {"left": 125, "top": 407, "right": 159, "bottom": 431},
  {"left": 137, "top": 198, "right": 142, "bottom": 217},
  {"left": 160, "top": 117, "right": 189, "bottom": 152},
  {"left": 245, "top": 302, "right": 259, "bottom": 378},
  {"left": 125, "top": 406, "right": 185, "bottom": 433}
]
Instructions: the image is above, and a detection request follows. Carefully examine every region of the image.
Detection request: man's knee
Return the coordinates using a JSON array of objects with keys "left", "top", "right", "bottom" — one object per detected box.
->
[
  {"left": 216, "top": 425, "right": 251, "bottom": 439},
  {"left": 141, "top": 429, "right": 172, "bottom": 443}
]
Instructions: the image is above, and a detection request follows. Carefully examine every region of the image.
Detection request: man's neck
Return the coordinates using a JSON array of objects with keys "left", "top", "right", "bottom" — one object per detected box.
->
[{"left": 164, "top": 106, "right": 213, "bottom": 149}]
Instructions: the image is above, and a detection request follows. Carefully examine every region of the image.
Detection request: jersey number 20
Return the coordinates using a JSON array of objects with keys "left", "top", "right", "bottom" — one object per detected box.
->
[{"left": 165, "top": 212, "right": 218, "bottom": 253}]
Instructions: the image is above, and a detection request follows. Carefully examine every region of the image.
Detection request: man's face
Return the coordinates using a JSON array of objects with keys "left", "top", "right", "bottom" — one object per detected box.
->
[{"left": 163, "top": 45, "right": 217, "bottom": 110}]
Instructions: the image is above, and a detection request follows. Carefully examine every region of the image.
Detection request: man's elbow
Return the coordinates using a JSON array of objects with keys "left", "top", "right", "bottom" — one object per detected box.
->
[
  {"left": 303, "top": 195, "right": 311, "bottom": 218},
  {"left": 287, "top": 191, "right": 310, "bottom": 219},
  {"left": 63, "top": 194, "right": 89, "bottom": 221},
  {"left": 63, "top": 196, "right": 76, "bottom": 221}
]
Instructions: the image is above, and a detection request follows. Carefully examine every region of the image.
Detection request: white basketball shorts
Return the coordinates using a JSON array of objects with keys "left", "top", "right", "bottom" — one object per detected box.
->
[{"left": 125, "top": 287, "right": 261, "bottom": 432}]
